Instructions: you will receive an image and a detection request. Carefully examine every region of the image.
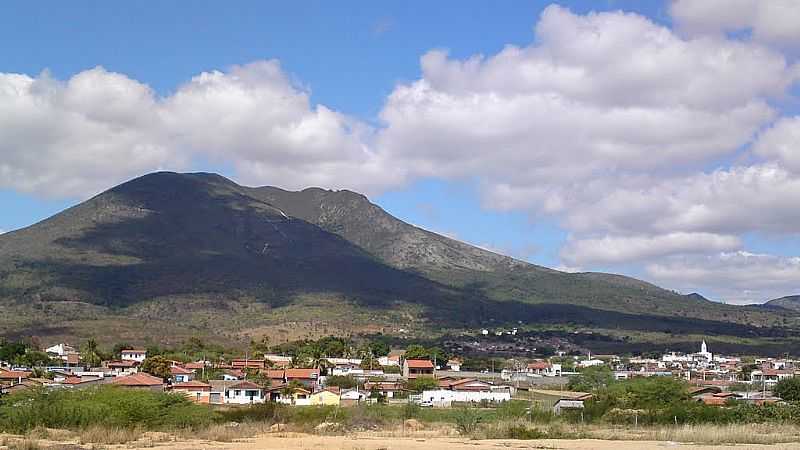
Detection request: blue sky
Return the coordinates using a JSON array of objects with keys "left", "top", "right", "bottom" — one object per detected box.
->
[{"left": 1, "top": 0, "right": 799, "bottom": 303}]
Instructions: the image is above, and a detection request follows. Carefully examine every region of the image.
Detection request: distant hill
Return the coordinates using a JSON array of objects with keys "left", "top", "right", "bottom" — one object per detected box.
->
[
  {"left": 0, "top": 172, "right": 797, "bottom": 349},
  {"left": 763, "top": 295, "right": 800, "bottom": 313},
  {"left": 685, "top": 293, "right": 711, "bottom": 302}
]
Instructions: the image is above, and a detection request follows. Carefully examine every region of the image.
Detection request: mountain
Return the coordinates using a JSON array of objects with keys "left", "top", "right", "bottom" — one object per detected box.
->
[
  {"left": 763, "top": 295, "right": 800, "bottom": 313},
  {"left": 0, "top": 172, "right": 797, "bottom": 350},
  {"left": 685, "top": 293, "right": 710, "bottom": 302}
]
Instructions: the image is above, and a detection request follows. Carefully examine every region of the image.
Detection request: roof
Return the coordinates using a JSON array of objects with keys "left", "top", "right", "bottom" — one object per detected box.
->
[
  {"left": 228, "top": 381, "right": 263, "bottom": 390},
  {"left": 0, "top": 370, "right": 32, "bottom": 379},
  {"left": 112, "top": 373, "right": 163, "bottom": 386},
  {"left": 170, "top": 366, "right": 193, "bottom": 375},
  {"left": 184, "top": 362, "right": 205, "bottom": 370},
  {"left": 528, "top": 361, "right": 552, "bottom": 370},
  {"left": 405, "top": 359, "right": 434, "bottom": 369},
  {"left": 265, "top": 369, "right": 285, "bottom": 379},
  {"left": 172, "top": 381, "right": 211, "bottom": 389},
  {"left": 65, "top": 354, "right": 81, "bottom": 364},
  {"left": 285, "top": 368, "right": 319, "bottom": 379},
  {"left": 121, "top": 349, "right": 147, "bottom": 354},
  {"left": 107, "top": 360, "right": 138, "bottom": 368},
  {"left": 63, "top": 376, "right": 102, "bottom": 385}
]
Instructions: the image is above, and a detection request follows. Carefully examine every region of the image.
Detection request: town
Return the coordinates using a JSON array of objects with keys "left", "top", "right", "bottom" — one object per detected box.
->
[{"left": 1, "top": 337, "right": 797, "bottom": 411}]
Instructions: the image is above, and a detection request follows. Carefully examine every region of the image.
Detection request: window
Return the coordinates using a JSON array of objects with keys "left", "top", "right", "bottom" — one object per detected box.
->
[{"left": 234, "top": 390, "right": 241, "bottom": 396}]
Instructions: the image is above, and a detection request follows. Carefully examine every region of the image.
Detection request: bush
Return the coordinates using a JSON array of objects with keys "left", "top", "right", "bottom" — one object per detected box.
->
[
  {"left": 454, "top": 407, "right": 482, "bottom": 435},
  {"left": 774, "top": 377, "right": 800, "bottom": 402},
  {"left": 0, "top": 386, "right": 216, "bottom": 433}
]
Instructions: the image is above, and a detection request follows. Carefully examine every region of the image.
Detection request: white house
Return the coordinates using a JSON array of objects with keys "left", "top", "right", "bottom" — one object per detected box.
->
[
  {"left": 121, "top": 349, "right": 147, "bottom": 362},
  {"left": 553, "top": 399, "right": 585, "bottom": 415},
  {"left": 420, "top": 389, "right": 510, "bottom": 406},
  {"left": 209, "top": 380, "right": 265, "bottom": 404}
]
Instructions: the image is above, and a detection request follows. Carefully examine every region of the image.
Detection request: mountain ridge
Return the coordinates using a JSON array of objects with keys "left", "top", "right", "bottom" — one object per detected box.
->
[{"left": 0, "top": 171, "right": 796, "bottom": 349}]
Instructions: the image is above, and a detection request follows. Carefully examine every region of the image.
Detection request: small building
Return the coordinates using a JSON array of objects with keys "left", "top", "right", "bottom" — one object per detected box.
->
[
  {"left": 403, "top": 359, "right": 435, "bottom": 380},
  {"left": 208, "top": 380, "right": 265, "bottom": 404},
  {"left": 553, "top": 398, "right": 585, "bottom": 415},
  {"left": 170, "top": 366, "right": 194, "bottom": 383},
  {"left": 265, "top": 383, "right": 311, "bottom": 405},
  {"left": 340, "top": 389, "right": 368, "bottom": 406},
  {"left": 120, "top": 349, "right": 147, "bottom": 363},
  {"left": 364, "top": 381, "right": 404, "bottom": 398},
  {"left": 173, "top": 381, "right": 212, "bottom": 404},
  {"left": 420, "top": 389, "right": 510, "bottom": 406},
  {"left": 285, "top": 368, "right": 320, "bottom": 390},
  {"left": 309, "top": 388, "right": 341, "bottom": 406},
  {"left": 440, "top": 378, "right": 493, "bottom": 392},
  {"left": 0, "top": 369, "right": 32, "bottom": 385},
  {"left": 112, "top": 372, "right": 164, "bottom": 391},
  {"left": 447, "top": 359, "right": 462, "bottom": 372}
]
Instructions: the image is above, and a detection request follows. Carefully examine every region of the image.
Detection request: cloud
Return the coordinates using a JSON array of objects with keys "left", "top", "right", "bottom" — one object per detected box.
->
[
  {"left": 754, "top": 116, "right": 800, "bottom": 173},
  {"left": 561, "top": 233, "right": 741, "bottom": 266},
  {"left": 646, "top": 251, "right": 800, "bottom": 304},
  {"left": 0, "top": 61, "right": 402, "bottom": 199},
  {"left": 670, "top": 0, "right": 800, "bottom": 49}
]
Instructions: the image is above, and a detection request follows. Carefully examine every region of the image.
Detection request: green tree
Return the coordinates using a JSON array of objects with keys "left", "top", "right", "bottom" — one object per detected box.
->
[
  {"left": 140, "top": 355, "right": 172, "bottom": 380},
  {"left": 774, "top": 377, "right": 800, "bottom": 402},
  {"left": 405, "top": 376, "right": 439, "bottom": 393},
  {"left": 405, "top": 344, "right": 430, "bottom": 360},
  {"left": 567, "top": 365, "right": 614, "bottom": 392},
  {"left": 80, "top": 339, "right": 103, "bottom": 368},
  {"left": 326, "top": 375, "right": 357, "bottom": 389}
]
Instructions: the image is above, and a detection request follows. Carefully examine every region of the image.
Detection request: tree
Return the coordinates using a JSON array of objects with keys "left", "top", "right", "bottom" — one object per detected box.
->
[
  {"left": 567, "top": 365, "right": 614, "bottom": 392},
  {"left": 140, "top": 355, "right": 172, "bottom": 380},
  {"left": 326, "top": 375, "right": 357, "bottom": 389},
  {"left": 774, "top": 377, "right": 800, "bottom": 402},
  {"left": 405, "top": 376, "right": 439, "bottom": 393},
  {"left": 80, "top": 339, "right": 103, "bottom": 368},
  {"left": 405, "top": 345, "right": 430, "bottom": 360}
]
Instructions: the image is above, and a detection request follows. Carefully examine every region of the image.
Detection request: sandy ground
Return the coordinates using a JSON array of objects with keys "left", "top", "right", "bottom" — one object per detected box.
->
[{"left": 134, "top": 434, "right": 800, "bottom": 450}]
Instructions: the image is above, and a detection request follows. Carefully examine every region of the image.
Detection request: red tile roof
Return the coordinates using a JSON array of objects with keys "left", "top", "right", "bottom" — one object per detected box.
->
[
  {"left": 112, "top": 373, "right": 163, "bottom": 386},
  {"left": 285, "top": 368, "right": 319, "bottom": 379},
  {"left": 265, "top": 369, "right": 285, "bottom": 379},
  {"left": 0, "top": 370, "right": 32, "bottom": 380},
  {"left": 170, "top": 366, "right": 193, "bottom": 375},
  {"left": 228, "top": 381, "right": 263, "bottom": 390},
  {"left": 406, "top": 359, "right": 434, "bottom": 369},
  {"left": 528, "top": 361, "right": 551, "bottom": 370},
  {"left": 107, "top": 360, "right": 138, "bottom": 368},
  {"left": 172, "top": 381, "right": 211, "bottom": 390},
  {"left": 184, "top": 362, "right": 205, "bottom": 370}
]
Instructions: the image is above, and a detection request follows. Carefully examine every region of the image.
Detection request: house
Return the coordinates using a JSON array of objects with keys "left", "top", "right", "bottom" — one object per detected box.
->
[
  {"left": 265, "top": 383, "right": 311, "bottom": 405},
  {"left": 379, "top": 350, "right": 405, "bottom": 367},
  {"left": 112, "top": 372, "right": 164, "bottom": 391},
  {"left": 57, "top": 376, "right": 104, "bottom": 389},
  {"left": 696, "top": 392, "right": 741, "bottom": 406},
  {"left": 170, "top": 366, "right": 194, "bottom": 383},
  {"left": 553, "top": 398, "right": 585, "bottom": 415},
  {"left": 120, "top": 349, "right": 147, "bottom": 362},
  {"left": 340, "top": 389, "right": 368, "bottom": 406},
  {"left": 285, "top": 368, "right": 320, "bottom": 390},
  {"left": 309, "top": 388, "right": 341, "bottom": 406},
  {"left": 221, "top": 369, "right": 245, "bottom": 380},
  {"left": 751, "top": 368, "right": 796, "bottom": 385},
  {"left": 209, "top": 380, "right": 265, "bottom": 404},
  {"left": 184, "top": 362, "right": 206, "bottom": 371},
  {"left": 45, "top": 343, "right": 75, "bottom": 357},
  {"left": 0, "top": 369, "right": 32, "bottom": 385},
  {"left": 264, "top": 369, "right": 285, "bottom": 381},
  {"left": 363, "top": 381, "right": 404, "bottom": 398},
  {"left": 107, "top": 360, "right": 139, "bottom": 376},
  {"left": 420, "top": 389, "right": 511, "bottom": 406},
  {"left": 403, "top": 359, "right": 435, "bottom": 379},
  {"left": 439, "top": 378, "right": 492, "bottom": 392},
  {"left": 230, "top": 359, "right": 267, "bottom": 370},
  {"left": 172, "top": 381, "right": 212, "bottom": 403},
  {"left": 447, "top": 359, "right": 462, "bottom": 372}
]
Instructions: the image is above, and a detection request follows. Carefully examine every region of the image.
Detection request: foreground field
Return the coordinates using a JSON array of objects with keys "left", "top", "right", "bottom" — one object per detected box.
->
[{"left": 4, "top": 431, "right": 800, "bottom": 450}]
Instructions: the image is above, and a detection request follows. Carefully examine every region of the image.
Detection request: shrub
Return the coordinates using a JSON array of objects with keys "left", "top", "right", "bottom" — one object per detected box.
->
[
  {"left": 775, "top": 377, "right": 800, "bottom": 402},
  {"left": 454, "top": 407, "right": 482, "bottom": 435}
]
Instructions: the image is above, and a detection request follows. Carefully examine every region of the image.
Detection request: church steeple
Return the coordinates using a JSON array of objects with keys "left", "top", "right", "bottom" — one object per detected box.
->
[{"left": 701, "top": 340, "right": 707, "bottom": 354}]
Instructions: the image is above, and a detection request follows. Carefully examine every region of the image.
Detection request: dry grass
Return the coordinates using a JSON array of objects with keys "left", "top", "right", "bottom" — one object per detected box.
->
[
  {"left": 1, "top": 437, "right": 41, "bottom": 450},
  {"left": 75, "top": 425, "right": 143, "bottom": 445},
  {"left": 175, "top": 422, "right": 272, "bottom": 443},
  {"left": 614, "top": 423, "right": 800, "bottom": 445}
]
